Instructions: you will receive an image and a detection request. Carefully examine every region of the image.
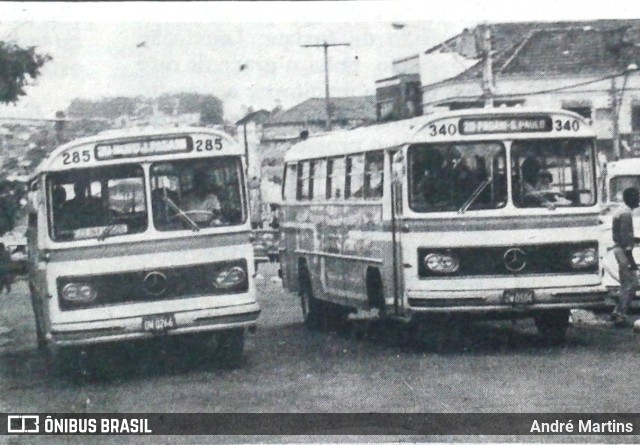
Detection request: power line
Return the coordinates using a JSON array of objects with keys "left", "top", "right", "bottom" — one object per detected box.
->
[
  {"left": 422, "top": 68, "right": 636, "bottom": 108},
  {"left": 301, "top": 41, "right": 350, "bottom": 131}
]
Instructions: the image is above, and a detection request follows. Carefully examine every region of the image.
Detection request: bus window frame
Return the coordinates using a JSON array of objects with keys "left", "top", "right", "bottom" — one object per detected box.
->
[
  {"left": 45, "top": 163, "right": 150, "bottom": 242},
  {"left": 149, "top": 156, "right": 248, "bottom": 232},
  {"left": 406, "top": 141, "right": 508, "bottom": 213},
  {"left": 510, "top": 137, "right": 597, "bottom": 209}
]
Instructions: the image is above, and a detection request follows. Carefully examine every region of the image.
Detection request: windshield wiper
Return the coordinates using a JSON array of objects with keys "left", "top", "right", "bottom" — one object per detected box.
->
[
  {"left": 162, "top": 195, "right": 199, "bottom": 232},
  {"left": 458, "top": 177, "right": 493, "bottom": 214},
  {"left": 97, "top": 222, "right": 122, "bottom": 241}
]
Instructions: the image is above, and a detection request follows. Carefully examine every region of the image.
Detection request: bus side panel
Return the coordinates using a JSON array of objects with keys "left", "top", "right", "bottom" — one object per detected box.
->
[{"left": 341, "top": 204, "right": 385, "bottom": 308}]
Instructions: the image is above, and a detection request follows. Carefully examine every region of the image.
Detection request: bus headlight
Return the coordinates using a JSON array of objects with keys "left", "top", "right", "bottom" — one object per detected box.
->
[
  {"left": 423, "top": 252, "right": 460, "bottom": 274},
  {"left": 213, "top": 266, "right": 246, "bottom": 289},
  {"left": 570, "top": 247, "right": 597, "bottom": 269},
  {"left": 61, "top": 283, "right": 97, "bottom": 303}
]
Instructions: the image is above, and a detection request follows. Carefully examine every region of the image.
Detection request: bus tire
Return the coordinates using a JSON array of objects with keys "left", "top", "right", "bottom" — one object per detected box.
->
[
  {"left": 366, "top": 268, "right": 385, "bottom": 314},
  {"left": 299, "top": 267, "right": 321, "bottom": 330},
  {"left": 29, "top": 285, "right": 47, "bottom": 351},
  {"left": 51, "top": 346, "right": 93, "bottom": 380},
  {"left": 534, "top": 310, "right": 570, "bottom": 345},
  {"left": 217, "top": 328, "right": 245, "bottom": 369}
]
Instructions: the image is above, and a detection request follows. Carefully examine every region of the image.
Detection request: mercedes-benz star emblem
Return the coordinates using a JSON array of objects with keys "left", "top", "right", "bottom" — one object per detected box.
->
[
  {"left": 143, "top": 271, "right": 168, "bottom": 296},
  {"left": 503, "top": 248, "right": 527, "bottom": 272}
]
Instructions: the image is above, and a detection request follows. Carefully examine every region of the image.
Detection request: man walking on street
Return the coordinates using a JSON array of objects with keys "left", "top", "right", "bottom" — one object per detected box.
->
[
  {"left": 0, "top": 243, "right": 12, "bottom": 294},
  {"left": 611, "top": 187, "right": 640, "bottom": 327}
]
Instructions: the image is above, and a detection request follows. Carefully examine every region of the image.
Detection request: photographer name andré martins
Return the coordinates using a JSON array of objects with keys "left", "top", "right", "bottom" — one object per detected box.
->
[{"left": 530, "top": 418, "right": 634, "bottom": 434}]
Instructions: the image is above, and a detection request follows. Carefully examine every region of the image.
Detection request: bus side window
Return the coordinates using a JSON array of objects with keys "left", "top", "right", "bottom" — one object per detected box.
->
[
  {"left": 345, "top": 154, "right": 365, "bottom": 199},
  {"left": 364, "top": 151, "right": 384, "bottom": 199},
  {"left": 311, "top": 159, "right": 327, "bottom": 202},
  {"left": 327, "top": 157, "right": 345, "bottom": 200},
  {"left": 296, "top": 161, "right": 313, "bottom": 201},
  {"left": 283, "top": 163, "right": 297, "bottom": 201}
]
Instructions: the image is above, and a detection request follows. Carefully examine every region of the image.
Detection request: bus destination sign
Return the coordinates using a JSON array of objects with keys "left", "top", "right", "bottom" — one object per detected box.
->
[
  {"left": 459, "top": 116, "right": 552, "bottom": 135},
  {"left": 95, "top": 137, "right": 192, "bottom": 160}
]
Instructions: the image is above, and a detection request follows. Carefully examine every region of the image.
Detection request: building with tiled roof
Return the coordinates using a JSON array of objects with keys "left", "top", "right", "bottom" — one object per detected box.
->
[
  {"left": 263, "top": 96, "right": 376, "bottom": 129},
  {"left": 388, "top": 20, "right": 640, "bottom": 159},
  {"left": 254, "top": 96, "right": 375, "bottom": 203}
]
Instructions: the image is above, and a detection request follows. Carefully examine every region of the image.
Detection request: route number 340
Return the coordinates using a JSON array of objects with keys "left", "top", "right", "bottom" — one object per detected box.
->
[
  {"left": 554, "top": 119, "right": 580, "bottom": 131},
  {"left": 195, "top": 138, "right": 223, "bottom": 151}
]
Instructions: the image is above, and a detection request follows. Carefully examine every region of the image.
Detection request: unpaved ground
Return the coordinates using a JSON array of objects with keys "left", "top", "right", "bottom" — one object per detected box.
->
[{"left": 2, "top": 263, "right": 640, "bottom": 443}]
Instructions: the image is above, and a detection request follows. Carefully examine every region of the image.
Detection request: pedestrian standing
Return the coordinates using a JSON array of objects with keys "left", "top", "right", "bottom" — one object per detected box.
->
[
  {"left": 611, "top": 187, "right": 640, "bottom": 327},
  {"left": 0, "top": 243, "right": 12, "bottom": 294}
]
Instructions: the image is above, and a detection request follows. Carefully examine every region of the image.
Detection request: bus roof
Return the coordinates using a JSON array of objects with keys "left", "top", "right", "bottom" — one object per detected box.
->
[
  {"left": 605, "top": 158, "right": 640, "bottom": 177},
  {"left": 284, "top": 108, "right": 594, "bottom": 162},
  {"left": 35, "top": 126, "right": 241, "bottom": 174}
]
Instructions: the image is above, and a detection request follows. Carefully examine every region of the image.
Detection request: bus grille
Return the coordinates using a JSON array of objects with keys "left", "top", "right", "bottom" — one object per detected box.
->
[
  {"left": 417, "top": 242, "right": 598, "bottom": 278},
  {"left": 57, "top": 259, "right": 248, "bottom": 311}
]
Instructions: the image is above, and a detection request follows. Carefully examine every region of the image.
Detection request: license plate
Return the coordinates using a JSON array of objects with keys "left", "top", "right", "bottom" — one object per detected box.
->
[
  {"left": 142, "top": 314, "right": 176, "bottom": 333},
  {"left": 503, "top": 289, "right": 534, "bottom": 305}
]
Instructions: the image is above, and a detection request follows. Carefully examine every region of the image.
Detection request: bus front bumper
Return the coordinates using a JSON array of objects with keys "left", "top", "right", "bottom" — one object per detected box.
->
[
  {"left": 602, "top": 287, "right": 640, "bottom": 312},
  {"left": 405, "top": 286, "right": 608, "bottom": 314},
  {"left": 47, "top": 303, "right": 260, "bottom": 347}
]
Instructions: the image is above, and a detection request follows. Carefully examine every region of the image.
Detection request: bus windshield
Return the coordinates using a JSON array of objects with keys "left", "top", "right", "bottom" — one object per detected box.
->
[
  {"left": 150, "top": 157, "right": 245, "bottom": 231},
  {"left": 409, "top": 142, "right": 507, "bottom": 212},
  {"left": 409, "top": 138, "right": 596, "bottom": 212},
  {"left": 609, "top": 176, "right": 640, "bottom": 203},
  {"left": 48, "top": 164, "right": 147, "bottom": 241},
  {"left": 511, "top": 139, "right": 596, "bottom": 208}
]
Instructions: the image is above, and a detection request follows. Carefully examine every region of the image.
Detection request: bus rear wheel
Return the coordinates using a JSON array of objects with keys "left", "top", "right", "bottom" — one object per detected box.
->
[
  {"left": 534, "top": 310, "right": 570, "bottom": 345},
  {"left": 300, "top": 273, "right": 321, "bottom": 330}
]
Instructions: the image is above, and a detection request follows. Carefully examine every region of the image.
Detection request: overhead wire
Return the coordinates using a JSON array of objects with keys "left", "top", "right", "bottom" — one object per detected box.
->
[{"left": 422, "top": 68, "right": 636, "bottom": 107}]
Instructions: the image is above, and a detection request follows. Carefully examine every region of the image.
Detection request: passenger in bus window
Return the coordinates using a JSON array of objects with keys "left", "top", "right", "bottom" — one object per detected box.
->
[
  {"left": 51, "top": 185, "right": 66, "bottom": 213},
  {"left": 454, "top": 154, "right": 487, "bottom": 206},
  {"left": 182, "top": 170, "right": 222, "bottom": 226},
  {"left": 521, "top": 155, "right": 541, "bottom": 187},
  {"left": 412, "top": 149, "right": 446, "bottom": 209}
]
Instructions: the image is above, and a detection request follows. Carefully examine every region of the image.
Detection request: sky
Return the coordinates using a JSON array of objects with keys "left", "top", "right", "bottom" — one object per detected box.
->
[{"left": 1, "top": 1, "right": 640, "bottom": 122}]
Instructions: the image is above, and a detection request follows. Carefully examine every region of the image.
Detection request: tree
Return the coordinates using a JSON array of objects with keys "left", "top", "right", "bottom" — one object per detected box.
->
[
  {"left": 200, "top": 98, "right": 224, "bottom": 126},
  {"left": 0, "top": 42, "right": 50, "bottom": 236},
  {"left": 0, "top": 42, "right": 51, "bottom": 104}
]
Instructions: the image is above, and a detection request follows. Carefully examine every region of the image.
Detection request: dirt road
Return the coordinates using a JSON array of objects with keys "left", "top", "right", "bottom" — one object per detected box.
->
[{"left": 2, "top": 263, "right": 640, "bottom": 443}]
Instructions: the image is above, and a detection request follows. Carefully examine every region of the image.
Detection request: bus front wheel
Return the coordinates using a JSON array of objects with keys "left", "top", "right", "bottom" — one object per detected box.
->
[
  {"left": 534, "top": 310, "right": 570, "bottom": 345},
  {"left": 216, "top": 329, "right": 245, "bottom": 369},
  {"left": 29, "top": 286, "right": 47, "bottom": 351}
]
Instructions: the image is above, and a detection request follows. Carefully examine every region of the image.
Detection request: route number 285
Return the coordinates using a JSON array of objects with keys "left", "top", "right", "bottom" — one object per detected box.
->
[
  {"left": 62, "top": 150, "right": 91, "bottom": 165},
  {"left": 195, "top": 138, "right": 223, "bottom": 151}
]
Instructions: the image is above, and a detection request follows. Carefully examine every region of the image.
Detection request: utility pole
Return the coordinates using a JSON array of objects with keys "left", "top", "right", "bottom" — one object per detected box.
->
[
  {"left": 612, "top": 63, "right": 639, "bottom": 159},
  {"left": 480, "top": 25, "right": 495, "bottom": 108},
  {"left": 611, "top": 77, "right": 621, "bottom": 159},
  {"left": 301, "top": 41, "right": 350, "bottom": 131}
]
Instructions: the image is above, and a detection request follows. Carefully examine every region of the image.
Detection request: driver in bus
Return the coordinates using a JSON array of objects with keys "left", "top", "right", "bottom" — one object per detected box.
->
[
  {"left": 182, "top": 170, "right": 222, "bottom": 226},
  {"left": 525, "top": 170, "right": 572, "bottom": 206},
  {"left": 59, "top": 180, "right": 103, "bottom": 230}
]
